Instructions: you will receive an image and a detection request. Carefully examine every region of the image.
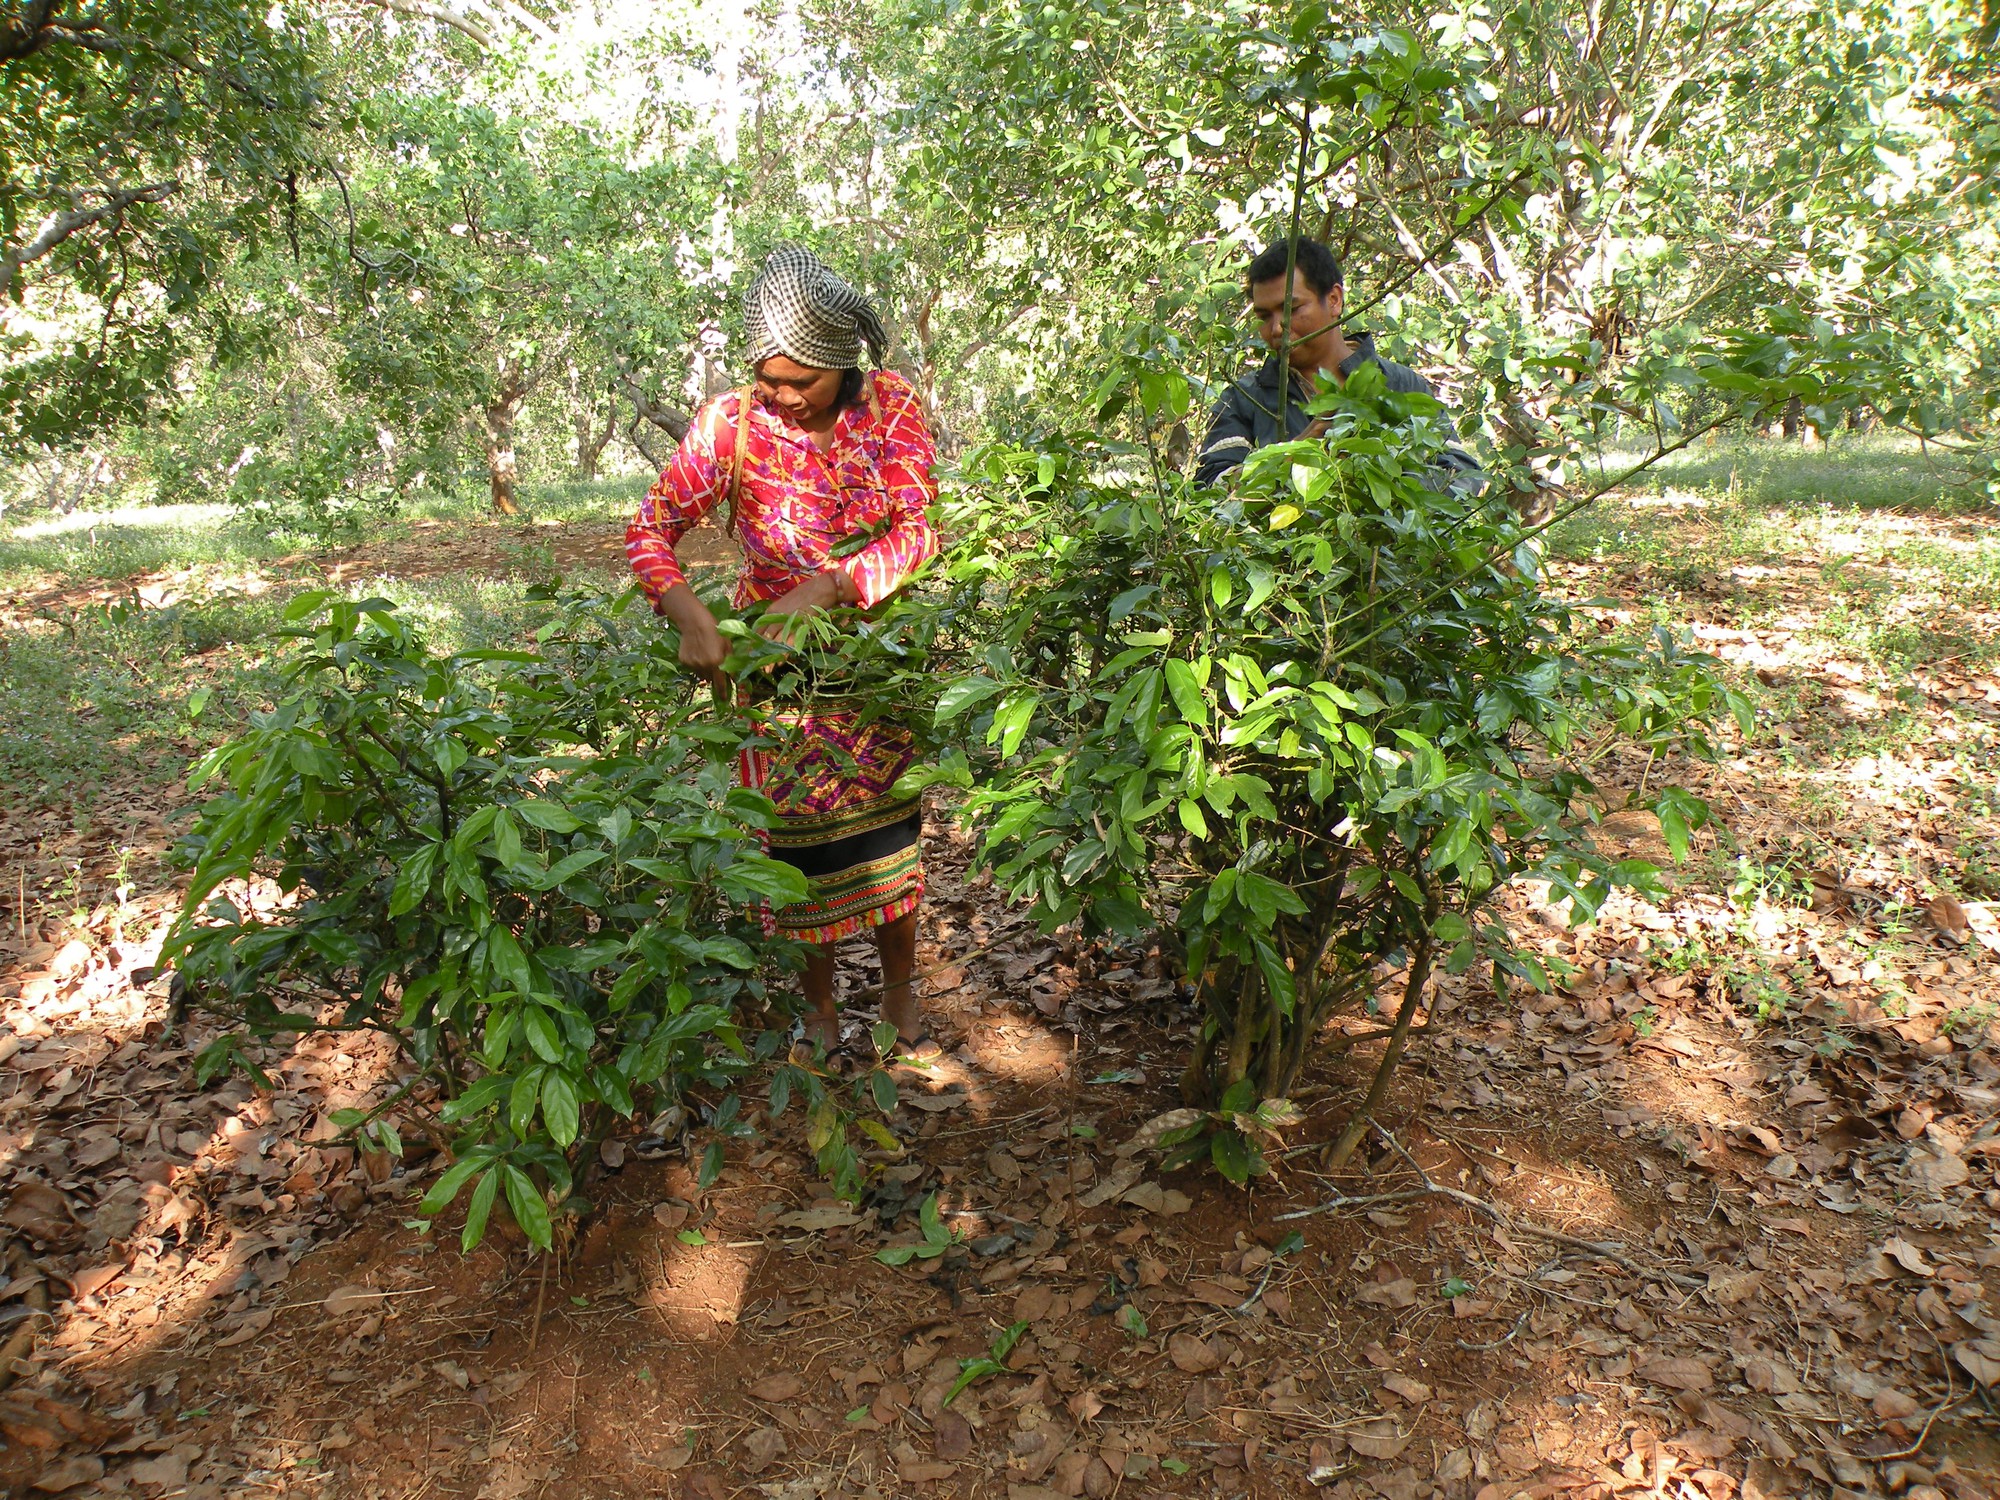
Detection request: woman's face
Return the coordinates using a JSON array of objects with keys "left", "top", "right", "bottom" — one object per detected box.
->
[{"left": 754, "top": 355, "right": 845, "bottom": 425}]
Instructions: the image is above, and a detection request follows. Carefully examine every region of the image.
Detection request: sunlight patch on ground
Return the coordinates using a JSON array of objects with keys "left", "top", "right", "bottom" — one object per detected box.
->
[
  {"left": 6, "top": 503, "right": 237, "bottom": 542},
  {"left": 1622, "top": 488, "right": 1716, "bottom": 509},
  {"left": 636, "top": 1236, "right": 758, "bottom": 1340}
]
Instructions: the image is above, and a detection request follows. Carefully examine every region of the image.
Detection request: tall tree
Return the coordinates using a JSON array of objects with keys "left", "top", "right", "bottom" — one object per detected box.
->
[{"left": 0, "top": 0, "right": 330, "bottom": 452}]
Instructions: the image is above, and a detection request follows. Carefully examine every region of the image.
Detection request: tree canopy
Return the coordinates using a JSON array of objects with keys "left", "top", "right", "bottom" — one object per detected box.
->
[{"left": 3, "top": 0, "right": 1992, "bottom": 513}]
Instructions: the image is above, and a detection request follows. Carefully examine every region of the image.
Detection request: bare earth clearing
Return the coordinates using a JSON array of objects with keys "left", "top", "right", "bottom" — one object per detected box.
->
[{"left": 0, "top": 486, "right": 1997, "bottom": 1500}]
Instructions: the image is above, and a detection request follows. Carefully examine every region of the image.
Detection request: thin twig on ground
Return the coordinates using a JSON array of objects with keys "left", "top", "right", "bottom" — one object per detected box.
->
[{"left": 1291, "top": 1122, "right": 1705, "bottom": 1291}]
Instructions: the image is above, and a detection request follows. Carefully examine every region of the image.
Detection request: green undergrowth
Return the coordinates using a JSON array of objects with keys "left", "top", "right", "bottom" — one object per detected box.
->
[
  {"left": 0, "top": 503, "right": 297, "bottom": 591},
  {"left": 0, "top": 474, "right": 646, "bottom": 593},
  {"left": 0, "top": 572, "right": 576, "bottom": 812},
  {"left": 1580, "top": 432, "right": 1990, "bottom": 514}
]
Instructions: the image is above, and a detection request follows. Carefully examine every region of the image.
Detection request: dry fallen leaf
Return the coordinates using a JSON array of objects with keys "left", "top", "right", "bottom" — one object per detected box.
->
[
  {"left": 213, "top": 1308, "right": 273, "bottom": 1347},
  {"left": 1637, "top": 1354, "right": 1714, "bottom": 1392},
  {"left": 1953, "top": 1340, "right": 2000, "bottom": 1388},
  {"left": 1119, "top": 1181, "right": 1166, "bottom": 1213},
  {"left": 1880, "top": 1236, "right": 1935, "bottom": 1277},
  {"left": 900, "top": 1090, "right": 968, "bottom": 1114},
  {"left": 1346, "top": 1416, "right": 1411, "bottom": 1460},
  {"left": 433, "top": 1359, "right": 471, "bottom": 1391},
  {"left": 1380, "top": 1372, "right": 1432, "bottom": 1404},
  {"left": 1355, "top": 1278, "right": 1419, "bottom": 1310},
  {"left": 746, "top": 1372, "right": 805, "bottom": 1403},
  {"left": 322, "top": 1285, "right": 384, "bottom": 1317},
  {"left": 1168, "top": 1332, "right": 1222, "bottom": 1373},
  {"left": 124, "top": 1452, "right": 188, "bottom": 1491},
  {"left": 1184, "top": 1278, "right": 1243, "bottom": 1308},
  {"left": 773, "top": 1206, "right": 861, "bottom": 1232},
  {"left": 932, "top": 1408, "right": 974, "bottom": 1462},
  {"left": 740, "top": 1426, "right": 787, "bottom": 1474},
  {"left": 1014, "top": 1284, "right": 1055, "bottom": 1323},
  {"left": 30, "top": 1455, "right": 104, "bottom": 1494},
  {"left": 1930, "top": 892, "right": 1971, "bottom": 944},
  {"left": 1872, "top": 1387, "right": 1920, "bottom": 1421},
  {"left": 1067, "top": 1388, "right": 1105, "bottom": 1425},
  {"left": 1909, "top": 1147, "right": 1970, "bottom": 1194},
  {"left": 4, "top": 1184, "right": 78, "bottom": 1247}
]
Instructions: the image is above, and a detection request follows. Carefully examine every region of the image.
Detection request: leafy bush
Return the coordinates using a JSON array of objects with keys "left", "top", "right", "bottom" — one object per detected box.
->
[
  {"left": 161, "top": 588, "right": 812, "bottom": 1248},
  {"left": 916, "top": 359, "right": 1749, "bottom": 1178}
]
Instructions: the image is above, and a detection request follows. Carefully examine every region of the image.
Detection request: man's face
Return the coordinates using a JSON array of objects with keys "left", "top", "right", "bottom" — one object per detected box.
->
[{"left": 1249, "top": 275, "right": 1342, "bottom": 371}]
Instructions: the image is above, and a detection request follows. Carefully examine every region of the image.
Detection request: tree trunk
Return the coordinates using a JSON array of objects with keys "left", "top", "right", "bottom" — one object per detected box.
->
[
  {"left": 484, "top": 389, "right": 524, "bottom": 515},
  {"left": 1782, "top": 394, "right": 1802, "bottom": 440},
  {"left": 574, "top": 396, "right": 614, "bottom": 481}
]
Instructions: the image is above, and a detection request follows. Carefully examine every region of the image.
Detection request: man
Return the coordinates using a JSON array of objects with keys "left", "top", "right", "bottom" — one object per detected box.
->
[{"left": 1195, "top": 237, "right": 1481, "bottom": 489}]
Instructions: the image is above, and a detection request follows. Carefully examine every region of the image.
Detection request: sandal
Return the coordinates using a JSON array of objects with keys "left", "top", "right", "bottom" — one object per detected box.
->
[
  {"left": 892, "top": 1032, "right": 947, "bottom": 1067},
  {"left": 789, "top": 1034, "right": 855, "bottom": 1077}
]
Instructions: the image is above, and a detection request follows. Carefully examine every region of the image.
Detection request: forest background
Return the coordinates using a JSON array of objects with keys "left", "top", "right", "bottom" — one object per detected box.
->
[{"left": 6, "top": 0, "right": 1997, "bottom": 523}]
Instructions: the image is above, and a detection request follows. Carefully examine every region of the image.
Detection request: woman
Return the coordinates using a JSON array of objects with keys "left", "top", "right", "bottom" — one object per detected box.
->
[{"left": 626, "top": 246, "right": 941, "bottom": 1066}]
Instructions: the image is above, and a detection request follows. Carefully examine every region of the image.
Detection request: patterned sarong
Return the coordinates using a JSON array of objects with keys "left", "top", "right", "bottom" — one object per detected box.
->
[{"left": 741, "top": 700, "right": 923, "bottom": 944}]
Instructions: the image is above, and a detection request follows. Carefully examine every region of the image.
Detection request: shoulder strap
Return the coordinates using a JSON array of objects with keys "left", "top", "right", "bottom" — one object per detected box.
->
[
  {"left": 726, "top": 384, "right": 754, "bottom": 539},
  {"left": 863, "top": 371, "right": 884, "bottom": 429}
]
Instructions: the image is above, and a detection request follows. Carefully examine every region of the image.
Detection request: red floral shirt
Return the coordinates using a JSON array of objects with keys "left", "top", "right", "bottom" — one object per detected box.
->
[{"left": 626, "top": 368, "right": 939, "bottom": 609}]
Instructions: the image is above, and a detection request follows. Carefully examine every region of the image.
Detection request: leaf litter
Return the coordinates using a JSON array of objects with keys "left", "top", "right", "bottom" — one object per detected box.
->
[{"left": 0, "top": 503, "right": 1996, "bottom": 1496}]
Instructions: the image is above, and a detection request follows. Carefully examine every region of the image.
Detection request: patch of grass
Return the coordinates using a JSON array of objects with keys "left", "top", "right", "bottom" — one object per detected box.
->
[
  {"left": 0, "top": 596, "right": 289, "bottom": 806},
  {"left": 401, "top": 475, "right": 647, "bottom": 526},
  {"left": 363, "top": 574, "right": 563, "bottom": 654},
  {"left": 1581, "top": 432, "right": 1988, "bottom": 514},
  {"left": 0, "top": 572, "right": 563, "bottom": 810},
  {"left": 0, "top": 503, "right": 297, "bottom": 591}
]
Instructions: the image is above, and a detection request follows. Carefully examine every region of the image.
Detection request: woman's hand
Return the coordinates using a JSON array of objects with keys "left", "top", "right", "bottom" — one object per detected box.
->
[
  {"left": 660, "top": 584, "right": 729, "bottom": 678},
  {"left": 757, "top": 570, "right": 855, "bottom": 645}
]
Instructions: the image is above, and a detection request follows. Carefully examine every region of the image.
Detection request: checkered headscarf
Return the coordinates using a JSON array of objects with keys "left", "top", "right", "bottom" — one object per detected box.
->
[{"left": 743, "top": 245, "right": 886, "bottom": 371}]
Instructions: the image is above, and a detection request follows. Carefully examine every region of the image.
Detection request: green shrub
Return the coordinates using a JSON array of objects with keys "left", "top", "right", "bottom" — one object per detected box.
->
[
  {"left": 912, "top": 358, "right": 1749, "bottom": 1178},
  {"left": 161, "top": 588, "right": 811, "bottom": 1248}
]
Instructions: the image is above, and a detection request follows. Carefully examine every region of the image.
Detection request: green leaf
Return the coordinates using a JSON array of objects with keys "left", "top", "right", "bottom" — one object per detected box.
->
[
  {"left": 698, "top": 1138, "right": 725, "bottom": 1190},
  {"left": 509, "top": 1065, "right": 545, "bottom": 1137},
  {"left": 486, "top": 927, "right": 535, "bottom": 997},
  {"left": 491, "top": 806, "right": 523, "bottom": 870},
  {"left": 502, "top": 1166, "right": 553, "bottom": 1251},
  {"left": 1177, "top": 798, "right": 1209, "bottom": 838},
  {"left": 389, "top": 843, "right": 439, "bottom": 917},
  {"left": 461, "top": 1168, "right": 500, "bottom": 1251},
  {"left": 1210, "top": 1127, "right": 1261, "bottom": 1186},
  {"left": 936, "top": 675, "right": 1006, "bottom": 722},
  {"left": 677, "top": 1228, "right": 708, "bottom": 1246},
  {"left": 1116, "top": 1303, "right": 1148, "bottom": 1338},
  {"left": 945, "top": 1357, "right": 1003, "bottom": 1406},
  {"left": 439, "top": 1074, "right": 508, "bottom": 1124},
  {"left": 1163, "top": 658, "right": 1206, "bottom": 725},
  {"left": 418, "top": 1153, "right": 485, "bottom": 1217},
  {"left": 282, "top": 589, "right": 332, "bottom": 622},
  {"left": 522, "top": 1005, "right": 564, "bottom": 1064},
  {"left": 540, "top": 1070, "right": 581, "bottom": 1148},
  {"left": 514, "top": 799, "right": 584, "bottom": 833}
]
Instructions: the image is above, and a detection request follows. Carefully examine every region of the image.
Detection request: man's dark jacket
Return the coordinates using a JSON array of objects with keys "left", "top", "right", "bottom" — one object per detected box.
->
[{"left": 1194, "top": 331, "right": 1483, "bottom": 490}]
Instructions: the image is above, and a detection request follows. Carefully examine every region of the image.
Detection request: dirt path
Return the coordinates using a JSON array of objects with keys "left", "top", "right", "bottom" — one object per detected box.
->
[{"left": 0, "top": 505, "right": 1996, "bottom": 1500}]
